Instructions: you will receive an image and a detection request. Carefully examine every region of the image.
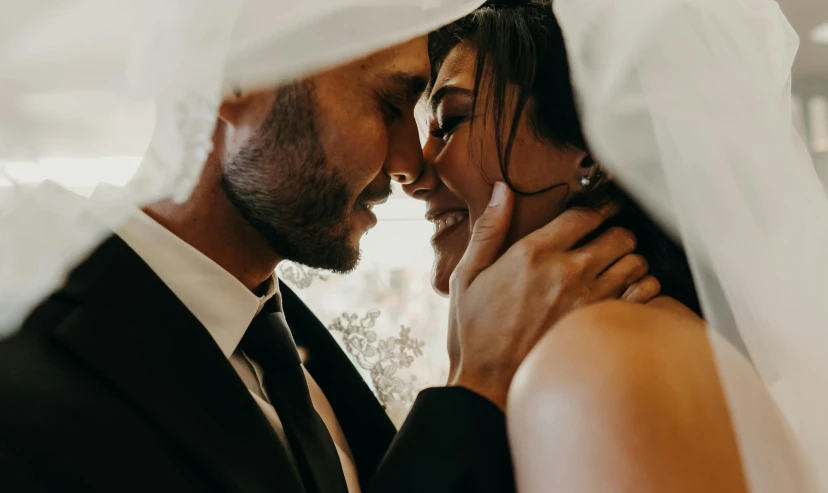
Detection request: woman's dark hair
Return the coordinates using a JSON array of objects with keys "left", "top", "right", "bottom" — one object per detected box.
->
[{"left": 428, "top": 0, "right": 701, "bottom": 314}]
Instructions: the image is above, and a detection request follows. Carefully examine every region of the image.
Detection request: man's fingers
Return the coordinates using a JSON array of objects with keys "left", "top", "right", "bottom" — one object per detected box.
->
[
  {"left": 525, "top": 202, "right": 620, "bottom": 252},
  {"left": 453, "top": 182, "right": 514, "bottom": 287},
  {"left": 592, "top": 253, "right": 648, "bottom": 299},
  {"left": 573, "top": 227, "right": 637, "bottom": 279},
  {"left": 621, "top": 275, "right": 662, "bottom": 303}
]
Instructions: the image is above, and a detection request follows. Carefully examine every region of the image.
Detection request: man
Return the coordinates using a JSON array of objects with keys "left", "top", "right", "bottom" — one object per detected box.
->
[{"left": 0, "top": 36, "right": 652, "bottom": 492}]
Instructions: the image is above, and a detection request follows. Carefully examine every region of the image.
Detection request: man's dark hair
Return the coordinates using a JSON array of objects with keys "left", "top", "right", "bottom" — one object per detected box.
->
[{"left": 429, "top": 0, "right": 700, "bottom": 313}]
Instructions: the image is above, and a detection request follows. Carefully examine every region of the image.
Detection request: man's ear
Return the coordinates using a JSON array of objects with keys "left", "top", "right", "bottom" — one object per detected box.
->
[
  {"left": 218, "top": 85, "right": 274, "bottom": 130},
  {"left": 218, "top": 98, "right": 245, "bottom": 128},
  {"left": 219, "top": 81, "right": 255, "bottom": 126}
]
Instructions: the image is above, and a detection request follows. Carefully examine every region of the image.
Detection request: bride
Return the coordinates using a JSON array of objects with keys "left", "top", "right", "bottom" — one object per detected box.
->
[{"left": 408, "top": 1, "right": 816, "bottom": 491}]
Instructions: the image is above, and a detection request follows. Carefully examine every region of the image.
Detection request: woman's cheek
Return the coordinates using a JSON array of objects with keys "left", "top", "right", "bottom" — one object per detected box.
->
[{"left": 446, "top": 135, "right": 503, "bottom": 223}]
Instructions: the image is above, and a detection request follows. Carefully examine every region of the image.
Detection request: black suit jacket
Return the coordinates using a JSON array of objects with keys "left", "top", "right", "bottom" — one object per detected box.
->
[{"left": 0, "top": 236, "right": 514, "bottom": 492}]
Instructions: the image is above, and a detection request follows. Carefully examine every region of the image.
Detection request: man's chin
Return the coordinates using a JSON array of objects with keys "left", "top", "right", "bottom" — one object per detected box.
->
[
  {"left": 306, "top": 220, "right": 362, "bottom": 273},
  {"left": 314, "top": 231, "right": 362, "bottom": 274},
  {"left": 284, "top": 248, "right": 359, "bottom": 274},
  {"left": 334, "top": 235, "right": 363, "bottom": 273},
  {"left": 324, "top": 245, "right": 361, "bottom": 274},
  {"left": 256, "top": 224, "right": 359, "bottom": 274}
]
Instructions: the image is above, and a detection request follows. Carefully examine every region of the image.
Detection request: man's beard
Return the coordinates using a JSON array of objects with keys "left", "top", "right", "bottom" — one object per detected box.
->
[{"left": 220, "top": 80, "right": 385, "bottom": 273}]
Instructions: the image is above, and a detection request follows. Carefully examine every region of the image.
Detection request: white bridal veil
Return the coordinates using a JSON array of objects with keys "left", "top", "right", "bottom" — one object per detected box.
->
[
  {"left": 1, "top": 0, "right": 826, "bottom": 490},
  {"left": 554, "top": 0, "right": 827, "bottom": 489}
]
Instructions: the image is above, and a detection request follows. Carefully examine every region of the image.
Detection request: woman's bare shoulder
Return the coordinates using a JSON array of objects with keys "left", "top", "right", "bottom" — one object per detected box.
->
[
  {"left": 507, "top": 299, "right": 749, "bottom": 492},
  {"left": 508, "top": 298, "right": 720, "bottom": 416}
]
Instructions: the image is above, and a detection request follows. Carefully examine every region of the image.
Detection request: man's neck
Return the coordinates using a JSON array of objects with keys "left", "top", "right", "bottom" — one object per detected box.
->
[{"left": 143, "top": 185, "right": 282, "bottom": 293}]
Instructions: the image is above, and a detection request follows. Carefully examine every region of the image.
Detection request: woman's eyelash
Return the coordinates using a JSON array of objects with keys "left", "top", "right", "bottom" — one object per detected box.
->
[{"left": 429, "top": 115, "right": 468, "bottom": 141}]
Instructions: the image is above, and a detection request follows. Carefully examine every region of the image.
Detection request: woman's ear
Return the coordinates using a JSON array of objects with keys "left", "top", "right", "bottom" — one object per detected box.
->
[
  {"left": 574, "top": 152, "right": 611, "bottom": 193},
  {"left": 501, "top": 135, "right": 583, "bottom": 195}
]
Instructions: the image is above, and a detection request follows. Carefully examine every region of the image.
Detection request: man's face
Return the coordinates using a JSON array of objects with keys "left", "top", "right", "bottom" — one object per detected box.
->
[{"left": 220, "top": 37, "right": 428, "bottom": 273}]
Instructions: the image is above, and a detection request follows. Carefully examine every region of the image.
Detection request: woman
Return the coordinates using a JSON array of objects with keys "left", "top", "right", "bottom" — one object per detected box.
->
[{"left": 404, "top": 1, "right": 801, "bottom": 491}]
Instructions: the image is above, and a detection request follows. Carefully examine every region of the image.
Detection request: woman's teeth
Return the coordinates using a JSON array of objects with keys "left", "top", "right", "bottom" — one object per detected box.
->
[{"left": 433, "top": 212, "right": 469, "bottom": 235}]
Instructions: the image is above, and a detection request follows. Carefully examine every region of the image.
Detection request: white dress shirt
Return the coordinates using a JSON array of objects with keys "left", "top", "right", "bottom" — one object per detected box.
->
[{"left": 90, "top": 185, "right": 360, "bottom": 493}]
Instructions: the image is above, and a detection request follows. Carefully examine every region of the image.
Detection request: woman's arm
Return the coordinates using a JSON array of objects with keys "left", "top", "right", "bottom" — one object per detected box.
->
[{"left": 506, "top": 300, "right": 747, "bottom": 493}]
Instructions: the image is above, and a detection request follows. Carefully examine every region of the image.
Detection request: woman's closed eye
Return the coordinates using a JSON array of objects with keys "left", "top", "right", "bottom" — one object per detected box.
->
[{"left": 429, "top": 114, "right": 469, "bottom": 142}]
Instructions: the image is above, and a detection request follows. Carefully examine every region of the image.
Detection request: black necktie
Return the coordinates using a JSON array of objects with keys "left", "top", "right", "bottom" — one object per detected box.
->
[{"left": 240, "top": 303, "right": 349, "bottom": 493}]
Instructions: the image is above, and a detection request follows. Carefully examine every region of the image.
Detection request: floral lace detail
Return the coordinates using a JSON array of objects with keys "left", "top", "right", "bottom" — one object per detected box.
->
[
  {"left": 328, "top": 309, "right": 425, "bottom": 413},
  {"left": 173, "top": 92, "right": 218, "bottom": 202},
  {"left": 278, "top": 262, "right": 330, "bottom": 289}
]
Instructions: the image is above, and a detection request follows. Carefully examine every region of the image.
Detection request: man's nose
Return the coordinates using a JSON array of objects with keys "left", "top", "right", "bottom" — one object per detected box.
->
[
  {"left": 386, "top": 153, "right": 423, "bottom": 185},
  {"left": 384, "top": 114, "right": 424, "bottom": 185}
]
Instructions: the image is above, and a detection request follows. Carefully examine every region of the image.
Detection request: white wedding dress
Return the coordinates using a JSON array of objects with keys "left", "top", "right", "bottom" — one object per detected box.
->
[{"left": 1, "top": 0, "right": 826, "bottom": 490}]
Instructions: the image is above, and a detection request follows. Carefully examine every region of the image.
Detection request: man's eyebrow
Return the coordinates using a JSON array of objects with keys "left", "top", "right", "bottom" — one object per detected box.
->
[
  {"left": 387, "top": 71, "right": 429, "bottom": 100},
  {"left": 429, "top": 85, "right": 473, "bottom": 113}
]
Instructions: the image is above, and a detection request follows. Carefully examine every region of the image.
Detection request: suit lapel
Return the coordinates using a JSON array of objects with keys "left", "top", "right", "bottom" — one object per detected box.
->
[
  {"left": 53, "top": 237, "right": 305, "bottom": 493},
  {"left": 279, "top": 281, "right": 396, "bottom": 489}
]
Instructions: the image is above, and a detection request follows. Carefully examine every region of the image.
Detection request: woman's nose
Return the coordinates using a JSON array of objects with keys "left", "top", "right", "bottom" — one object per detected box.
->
[{"left": 403, "top": 141, "right": 440, "bottom": 201}]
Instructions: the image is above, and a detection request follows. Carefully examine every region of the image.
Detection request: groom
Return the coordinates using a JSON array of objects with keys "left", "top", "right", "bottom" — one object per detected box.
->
[{"left": 0, "top": 37, "right": 648, "bottom": 492}]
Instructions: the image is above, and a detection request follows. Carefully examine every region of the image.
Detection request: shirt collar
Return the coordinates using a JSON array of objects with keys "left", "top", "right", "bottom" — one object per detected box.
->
[{"left": 90, "top": 184, "right": 281, "bottom": 358}]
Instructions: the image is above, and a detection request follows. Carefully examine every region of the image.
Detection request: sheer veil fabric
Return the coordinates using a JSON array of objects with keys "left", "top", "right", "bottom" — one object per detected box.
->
[
  {"left": 554, "top": 0, "right": 827, "bottom": 489},
  {"left": 1, "top": 0, "right": 826, "bottom": 490},
  {"left": 0, "top": 0, "right": 485, "bottom": 335}
]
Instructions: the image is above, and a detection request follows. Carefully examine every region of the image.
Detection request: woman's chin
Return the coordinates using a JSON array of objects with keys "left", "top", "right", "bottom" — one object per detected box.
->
[
  {"left": 431, "top": 251, "right": 462, "bottom": 297},
  {"left": 429, "top": 260, "right": 449, "bottom": 296},
  {"left": 430, "top": 222, "right": 470, "bottom": 296}
]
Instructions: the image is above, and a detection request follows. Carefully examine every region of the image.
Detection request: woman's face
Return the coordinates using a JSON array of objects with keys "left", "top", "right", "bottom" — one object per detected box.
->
[{"left": 405, "top": 43, "right": 589, "bottom": 295}]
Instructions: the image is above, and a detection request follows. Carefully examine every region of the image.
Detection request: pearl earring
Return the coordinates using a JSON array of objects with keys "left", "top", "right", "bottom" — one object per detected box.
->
[{"left": 578, "top": 154, "right": 603, "bottom": 191}]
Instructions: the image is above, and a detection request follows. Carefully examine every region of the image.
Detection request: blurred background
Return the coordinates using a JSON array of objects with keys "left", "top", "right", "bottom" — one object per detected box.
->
[
  {"left": 786, "top": 0, "right": 828, "bottom": 178},
  {"left": 0, "top": 0, "right": 825, "bottom": 424}
]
